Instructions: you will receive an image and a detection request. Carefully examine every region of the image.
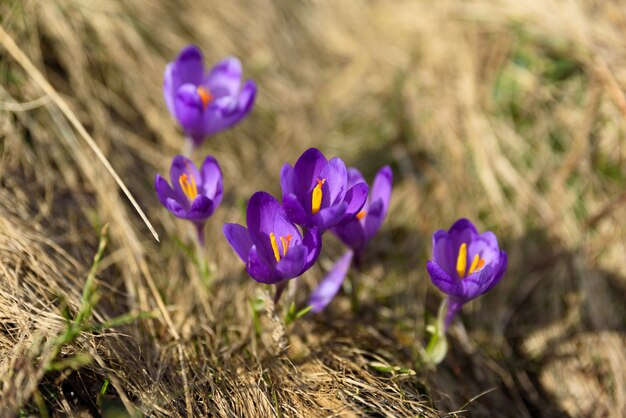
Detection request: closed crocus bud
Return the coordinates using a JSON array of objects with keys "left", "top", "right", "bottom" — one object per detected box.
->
[{"left": 163, "top": 45, "right": 257, "bottom": 147}]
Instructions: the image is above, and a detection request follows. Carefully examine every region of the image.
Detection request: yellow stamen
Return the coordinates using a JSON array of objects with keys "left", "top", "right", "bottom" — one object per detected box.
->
[
  {"left": 179, "top": 173, "right": 198, "bottom": 200},
  {"left": 356, "top": 210, "right": 367, "bottom": 220},
  {"left": 270, "top": 233, "right": 281, "bottom": 262},
  {"left": 311, "top": 178, "right": 326, "bottom": 215},
  {"left": 280, "top": 234, "right": 293, "bottom": 257},
  {"left": 468, "top": 254, "right": 480, "bottom": 275},
  {"left": 456, "top": 243, "right": 468, "bottom": 278},
  {"left": 197, "top": 86, "right": 213, "bottom": 109}
]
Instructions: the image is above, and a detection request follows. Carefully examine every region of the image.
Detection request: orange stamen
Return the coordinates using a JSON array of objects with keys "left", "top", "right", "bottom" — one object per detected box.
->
[
  {"left": 311, "top": 178, "right": 326, "bottom": 215},
  {"left": 280, "top": 234, "right": 293, "bottom": 257},
  {"left": 356, "top": 210, "right": 367, "bottom": 220},
  {"left": 179, "top": 173, "right": 198, "bottom": 200},
  {"left": 270, "top": 233, "right": 281, "bottom": 262},
  {"left": 197, "top": 86, "right": 213, "bottom": 109}
]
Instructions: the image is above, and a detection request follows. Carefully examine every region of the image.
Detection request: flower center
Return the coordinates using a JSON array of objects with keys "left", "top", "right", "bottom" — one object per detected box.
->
[
  {"left": 179, "top": 173, "right": 198, "bottom": 200},
  {"left": 311, "top": 178, "right": 326, "bottom": 215},
  {"left": 197, "top": 86, "right": 213, "bottom": 109},
  {"left": 356, "top": 210, "right": 367, "bottom": 220},
  {"left": 456, "top": 243, "right": 485, "bottom": 278},
  {"left": 270, "top": 233, "right": 293, "bottom": 262}
]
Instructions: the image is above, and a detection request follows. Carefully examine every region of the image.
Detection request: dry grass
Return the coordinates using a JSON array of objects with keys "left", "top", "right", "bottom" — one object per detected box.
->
[{"left": 1, "top": 0, "right": 626, "bottom": 416}]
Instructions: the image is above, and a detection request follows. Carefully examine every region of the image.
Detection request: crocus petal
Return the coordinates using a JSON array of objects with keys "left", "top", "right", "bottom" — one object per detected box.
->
[
  {"left": 333, "top": 219, "right": 366, "bottom": 252},
  {"left": 342, "top": 182, "right": 369, "bottom": 219},
  {"left": 186, "top": 195, "right": 215, "bottom": 221},
  {"left": 447, "top": 218, "right": 479, "bottom": 250},
  {"left": 363, "top": 199, "right": 384, "bottom": 242},
  {"left": 163, "top": 45, "right": 204, "bottom": 116},
  {"left": 173, "top": 45, "right": 204, "bottom": 86},
  {"left": 426, "top": 261, "right": 462, "bottom": 297},
  {"left": 302, "top": 227, "right": 322, "bottom": 268},
  {"left": 198, "top": 80, "right": 257, "bottom": 136},
  {"left": 318, "top": 157, "right": 348, "bottom": 204},
  {"left": 444, "top": 298, "right": 464, "bottom": 329},
  {"left": 200, "top": 155, "right": 223, "bottom": 206},
  {"left": 223, "top": 223, "right": 254, "bottom": 262},
  {"left": 154, "top": 174, "right": 179, "bottom": 208},
  {"left": 309, "top": 250, "right": 354, "bottom": 313},
  {"left": 174, "top": 84, "right": 206, "bottom": 143},
  {"left": 457, "top": 265, "right": 495, "bottom": 300},
  {"left": 483, "top": 250, "right": 507, "bottom": 293},
  {"left": 236, "top": 80, "right": 257, "bottom": 116},
  {"left": 293, "top": 148, "right": 327, "bottom": 195},
  {"left": 275, "top": 245, "right": 307, "bottom": 279},
  {"left": 467, "top": 231, "right": 500, "bottom": 267},
  {"left": 282, "top": 193, "right": 309, "bottom": 226},
  {"left": 313, "top": 201, "right": 348, "bottom": 231},
  {"left": 432, "top": 229, "right": 456, "bottom": 278},
  {"left": 347, "top": 167, "right": 366, "bottom": 189},
  {"left": 247, "top": 245, "right": 280, "bottom": 284},
  {"left": 165, "top": 198, "right": 188, "bottom": 219},
  {"left": 205, "top": 56, "right": 242, "bottom": 98},
  {"left": 280, "top": 163, "right": 297, "bottom": 197}
]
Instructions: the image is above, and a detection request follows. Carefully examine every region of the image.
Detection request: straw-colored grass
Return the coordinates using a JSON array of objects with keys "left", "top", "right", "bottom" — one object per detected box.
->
[{"left": 1, "top": 0, "right": 625, "bottom": 416}]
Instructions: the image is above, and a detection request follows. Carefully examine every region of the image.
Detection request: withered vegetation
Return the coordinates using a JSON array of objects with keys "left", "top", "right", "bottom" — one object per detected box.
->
[{"left": 1, "top": 0, "right": 626, "bottom": 416}]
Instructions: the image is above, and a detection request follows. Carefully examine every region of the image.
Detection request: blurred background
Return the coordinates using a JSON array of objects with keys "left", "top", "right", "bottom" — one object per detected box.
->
[{"left": 1, "top": 0, "right": 625, "bottom": 416}]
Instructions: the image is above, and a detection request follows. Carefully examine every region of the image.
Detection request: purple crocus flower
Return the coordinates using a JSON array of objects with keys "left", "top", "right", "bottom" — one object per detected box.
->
[
  {"left": 163, "top": 45, "right": 257, "bottom": 146},
  {"left": 155, "top": 155, "right": 223, "bottom": 244},
  {"left": 426, "top": 218, "right": 507, "bottom": 329},
  {"left": 333, "top": 166, "right": 393, "bottom": 258},
  {"left": 223, "top": 192, "right": 321, "bottom": 286},
  {"left": 308, "top": 166, "right": 393, "bottom": 312},
  {"left": 280, "top": 148, "right": 369, "bottom": 232}
]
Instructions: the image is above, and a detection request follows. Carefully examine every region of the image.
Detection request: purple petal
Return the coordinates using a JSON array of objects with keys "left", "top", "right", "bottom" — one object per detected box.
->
[
  {"left": 282, "top": 193, "right": 309, "bottom": 226},
  {"left": 200, "top": 155, "right": 223, "bottom": 206},
  {"left": 318, "top": 157, "right": 348, "bottom": 204},
  {"left": 483, "top": 250, "right": 507, "bottom": 293},
  {"left": 164, "top": 45, "right": 204, "bottom": 117},
  {"left": 237, "top": 80, "right": 257, "bottom": 116},
  {"left": 457, "top": 265, "right": 495, "bottom": 300},
  {"left": 174, "top": 84, "right": 207, "bottom": 142},
  {"left": 426, "top": 261, "right": 463, "bottom": 298},
  {"left": 368, "top": 165, "right": 392, "bottom": 218},
  {"left": 347, "top": 167, "right": 366, "bottom": 189},
  {"left": 275, "top": 245, "right": 307, "bottom": 279},
  {"left": 432, "top": 229, "right": 456, "bottom": 278},
  {"left": 444, "top": 298, "right": 464, "bottom": 329},
  {"left": 154, "top": 174, "right": 179, "bottom": 209},
  {"left": 302, "top": 227, "right": 322, "bottom": 268},
  {"left": 223, "top": 223, "right": 254, "bottom": 262},
  {"left": 343, "top": 182, "right": 369, "bottom": 218},
  {"left": 197, "top": 80, "right": 257, "bottom": 136},
  {"left": 363, "top": 199, "right": 384, "bottom": 242},
  {"left": 186, "top": 195, "right": 215, "bottom": 221},
  {"left": 467, "top": 231, "right": 500, "bottom": 267},
  {"left": 247, "top": 245, "right": 280, "bottom": 284},
  {"left": 333, "top": 218, "right": 366, "bottom": 251},
  {"left": 294, "top": 148, "right": 328, "bottom": 195},
  {"left": 165, "top": 198, "right": 188, "bottom": 219},
  {"left": 309, "top": 250, "right": 354, "bottom": 313},
  {"left": 313, "top": 201, "right": 348, "bottom": 231},
  {"left": 205, "top": 56, "right": 242, "bottom": 98},
  {"left": 280, "top": 163, "right": 297, "bottom": 197},
  {"left": 447, "top": 218, "right": 479, "bottom": 251}
]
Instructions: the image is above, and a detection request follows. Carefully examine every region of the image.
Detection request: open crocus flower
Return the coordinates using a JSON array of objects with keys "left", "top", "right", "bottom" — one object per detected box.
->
[
  {"left": 155, "top": 155, "right": 223, "bottom": 244},
  {"left": 163, "top": 45, "right": 257, "bottom": 146},
  {"left": 280, "top": 148, "right": 369, "bottom": 232},
  {"left": 223, "top": 192, "right": 321, "bottom": 285},
  {"left": 333, "top": 166, "right": 393, "bottom": 258},
  {"left": 426, "top": 218, "right": 507, "bottom": 329}
]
